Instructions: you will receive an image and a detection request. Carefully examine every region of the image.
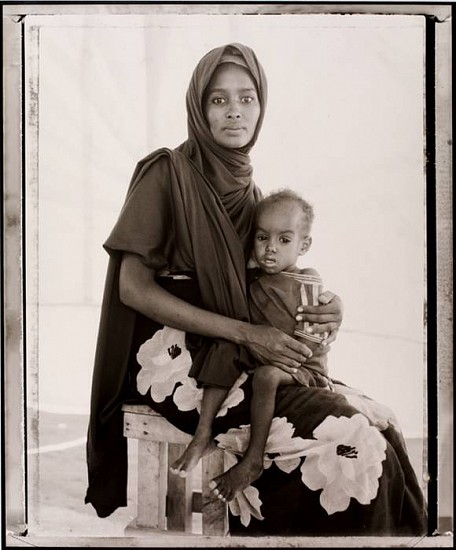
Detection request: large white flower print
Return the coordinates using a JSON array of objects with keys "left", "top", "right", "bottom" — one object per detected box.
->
[
  {"left": 216, "top": 416, "right": 308, "bottom": 473},
  {"left": 215, "top": 414, "right": 387, "bottom": 523},
  {"left": 137, "top": 328, "right": 247, "bottom": 414},
  {"left": 299, "top": 413, "right": 387, "bottom": 515},
  {"left": 332, "top": 382, "right": 402, "bottom": 433},
  {"left": 173, "top": 377, "right": 203, "bottom": 412},
  {"left": 214, "top": 417, "right": 308, "bottom": 526},
  {"left": 173, "top": 371, "right": 247, "bottom": 415},
  {"left": 217, "top": 372, "right": 248, "bottom": 418},
  {"left": 136, "top": 327, "right": 192, "bottom": 402}
]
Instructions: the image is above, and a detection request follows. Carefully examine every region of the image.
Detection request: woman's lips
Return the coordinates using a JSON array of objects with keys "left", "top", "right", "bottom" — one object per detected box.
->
[{"left": 224, "top": 126, "right": 244, "bottom": 132}]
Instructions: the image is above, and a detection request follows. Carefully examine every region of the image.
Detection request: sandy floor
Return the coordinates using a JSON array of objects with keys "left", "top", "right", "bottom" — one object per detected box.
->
[
  {"left": 27, "top": 411, "right": 207, "bottom": 537},
  {"left": 28, "top": 411, "right": 137, "bottom": 536}
]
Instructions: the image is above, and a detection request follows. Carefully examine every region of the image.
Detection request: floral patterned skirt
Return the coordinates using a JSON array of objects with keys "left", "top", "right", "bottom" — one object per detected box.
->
[{"left": 125, "top": 277, "right": 428, "bottom": 536}]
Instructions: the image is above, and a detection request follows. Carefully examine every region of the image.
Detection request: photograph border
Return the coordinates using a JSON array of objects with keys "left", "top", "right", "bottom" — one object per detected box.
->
[{"left": 2, "top": 2, "right": 452, "bottom": 547}]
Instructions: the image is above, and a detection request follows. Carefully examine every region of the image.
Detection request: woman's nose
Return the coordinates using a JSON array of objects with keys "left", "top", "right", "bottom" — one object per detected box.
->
[{"left": 226, "top": 107, "right": 241, "bottom": 118}]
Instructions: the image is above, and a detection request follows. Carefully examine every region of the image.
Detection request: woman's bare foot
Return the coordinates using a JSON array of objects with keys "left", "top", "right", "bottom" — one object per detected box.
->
[
  {"left": 169, "top": 434, "right": 216, "bottom": 477},
  {"left": 209, "top": 457, "right": 263, "bottom": 501}
]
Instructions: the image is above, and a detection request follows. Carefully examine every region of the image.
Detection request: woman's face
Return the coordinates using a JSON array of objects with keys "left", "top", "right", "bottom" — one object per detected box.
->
[{"left": 204, "top": 63, "right": 261, "bottom": 149}]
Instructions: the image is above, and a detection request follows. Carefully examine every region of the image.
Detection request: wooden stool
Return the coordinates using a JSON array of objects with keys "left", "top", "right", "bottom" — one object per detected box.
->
[{"left": 122, "top": 404, "right": 229, "bottom": 535}]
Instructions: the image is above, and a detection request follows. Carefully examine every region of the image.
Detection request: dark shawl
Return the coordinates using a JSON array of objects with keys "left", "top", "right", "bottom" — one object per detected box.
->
[{"left": 85, "top": 43, "right": 267, "bottom": 517}]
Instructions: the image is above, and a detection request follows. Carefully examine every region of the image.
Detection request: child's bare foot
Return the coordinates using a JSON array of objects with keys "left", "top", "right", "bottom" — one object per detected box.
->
[
  {"left": 169, "top": 434, "right": 215, "bottom": 477},
  {"left": 209, "top": 457, "right": 263, "bottom": 501}
]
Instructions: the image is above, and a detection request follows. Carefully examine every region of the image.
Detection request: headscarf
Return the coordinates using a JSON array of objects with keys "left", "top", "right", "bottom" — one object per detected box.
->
[
  {"left": 179, "top": 43, "right": 267, "bottom": 245},
  {"left": 184, "top": 43, "right": 267, "bottom": 167}
]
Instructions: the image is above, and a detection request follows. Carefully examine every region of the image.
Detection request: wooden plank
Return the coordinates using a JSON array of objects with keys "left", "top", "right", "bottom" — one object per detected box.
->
[
  {"left": 123, "top": 412, "right": 192, "bottom": 444},
  {"left": 136, "top": 440, "right": 167, "bottom": 530},
  {"left": 166, "top": 444, "right": 193, "bottom": 532},
  {"left": 201, "top": 450, "right": 229, "bottom": 536},
  {"left": 123, "top": 406, "right": 228, "bottom": 534},
  {"left": 122, "top": 403, "right": 158, "bottom": 415}
]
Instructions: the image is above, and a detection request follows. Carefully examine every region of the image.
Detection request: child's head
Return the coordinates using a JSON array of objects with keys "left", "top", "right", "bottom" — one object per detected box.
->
[{"left": 253, "top": 189, "right": 314, "bottom": 274}]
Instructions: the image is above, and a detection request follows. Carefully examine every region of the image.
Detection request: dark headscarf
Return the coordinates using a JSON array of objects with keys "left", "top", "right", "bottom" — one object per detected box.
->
[
  {"left": 185, "top": 43, "right": 267, "bottom": 167},
  {"left": 179, "top": 42, "right": 267, "bottom": 245},
  {"left": 85, "top": 44, "right": 268, "bottom": 517}
]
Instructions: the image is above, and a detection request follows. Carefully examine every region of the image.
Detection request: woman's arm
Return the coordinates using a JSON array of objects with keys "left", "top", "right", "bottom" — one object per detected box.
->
[{"left": 119, "top": 253, "right": 312, "bottom": 372}]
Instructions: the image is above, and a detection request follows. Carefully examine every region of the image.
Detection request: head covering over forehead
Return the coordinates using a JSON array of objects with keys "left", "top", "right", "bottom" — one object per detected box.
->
[{"left": 182, "top": 43, "right": 267, "bottom": 187}]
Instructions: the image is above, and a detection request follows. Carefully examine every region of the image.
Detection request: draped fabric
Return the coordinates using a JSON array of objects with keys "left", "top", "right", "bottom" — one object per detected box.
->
[{"left": 181, "top": 42, "right": 267, "bottom": 246}]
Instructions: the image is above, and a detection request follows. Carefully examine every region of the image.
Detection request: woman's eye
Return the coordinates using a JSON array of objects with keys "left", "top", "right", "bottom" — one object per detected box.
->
[
  {"left": 212, "top": 97, "right": 225, "bottom": 105},
  {"left": 241, "top": 96, "right": 254, "bottom": 104}
]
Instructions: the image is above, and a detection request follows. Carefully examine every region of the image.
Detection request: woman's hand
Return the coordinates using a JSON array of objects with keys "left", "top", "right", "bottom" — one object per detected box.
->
[
  {"left": 296, "top": 291, "right": 344, "bottom": 345},
  {"left": 242, "top": 324, "right": 313, "bottom": 375}
]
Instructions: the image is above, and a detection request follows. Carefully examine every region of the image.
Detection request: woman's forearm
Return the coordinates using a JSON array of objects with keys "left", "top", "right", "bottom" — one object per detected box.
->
[
  {"left": 119, "top": 253, "right": 249, "bottom": 345},
  {"left": 119, "top": 253, "right": 314, "bottom": 370}
]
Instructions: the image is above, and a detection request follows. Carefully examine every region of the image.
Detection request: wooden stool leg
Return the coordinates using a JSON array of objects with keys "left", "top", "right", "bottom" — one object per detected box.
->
[
  {"left": 136, "top": 440, "right": 167, "bottom": 530},
  {"left": 201, "top": 449, "right": 229, "bottom": 536},
  {"left": 167, "top": 443, "right": 193, "bottom": 532}
]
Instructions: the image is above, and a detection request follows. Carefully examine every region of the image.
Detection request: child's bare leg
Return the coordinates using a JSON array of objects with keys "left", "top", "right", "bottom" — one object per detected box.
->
[
  {"left": 170, "top": 385, "right": 228, "bottom": 477},
  {"left": 210, "top": 366, "right": 295, "bottom": 501}
]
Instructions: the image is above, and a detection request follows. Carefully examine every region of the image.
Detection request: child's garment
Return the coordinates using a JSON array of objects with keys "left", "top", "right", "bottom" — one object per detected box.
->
[{"left": 249, "top": 270, "right": 330, "bottom": 388}]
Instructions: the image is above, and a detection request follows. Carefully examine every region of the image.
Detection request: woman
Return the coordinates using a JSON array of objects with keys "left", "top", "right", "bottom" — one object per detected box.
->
[{"left": 85, "top": 43, "right": 427, "bottom": 536}]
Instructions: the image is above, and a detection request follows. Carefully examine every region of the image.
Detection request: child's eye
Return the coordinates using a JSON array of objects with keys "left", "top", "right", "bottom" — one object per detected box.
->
[
  {"left": 212, "top": 97, "right": 226, "bottom": 105},
  {"left": 241, "top": 96, "right": 254, "bottom": 104},
  {"left": 280, "top": 237, "right": 291, "bottom": 244},
  {"left": 256, "top": 234, "right": 267, "bottom": 241}
]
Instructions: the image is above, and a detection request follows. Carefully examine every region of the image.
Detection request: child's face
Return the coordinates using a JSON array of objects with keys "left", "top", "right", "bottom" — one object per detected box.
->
[
  {"left": 253, "top": 203, "right": 311, "bottom": 274},
  {"left": 204, "top": 63, "right": 261, "bottom": 149}
]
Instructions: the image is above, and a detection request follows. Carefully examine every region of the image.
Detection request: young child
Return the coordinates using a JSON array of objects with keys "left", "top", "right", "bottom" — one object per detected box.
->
[
  {"left": 209, "top": 189, "right": 332, "bottom": 501},
  {"left": 171, "top": 189, "right": 332, "bottom": 502}
]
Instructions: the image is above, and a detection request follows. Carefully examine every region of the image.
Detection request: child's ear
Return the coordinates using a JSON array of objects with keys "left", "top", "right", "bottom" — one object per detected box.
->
[{"left": 299, "top": 236, "right": 312, "bottom": 255}]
